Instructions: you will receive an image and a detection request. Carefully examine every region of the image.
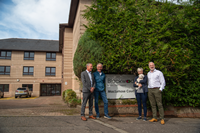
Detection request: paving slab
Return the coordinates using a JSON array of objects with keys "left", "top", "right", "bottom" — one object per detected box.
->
[{"left": 0, "top": 96, "right": 80, "bottom": 116}]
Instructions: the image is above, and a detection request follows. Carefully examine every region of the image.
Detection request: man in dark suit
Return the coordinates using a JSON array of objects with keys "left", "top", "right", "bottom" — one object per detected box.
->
[{"left": 81, "top": 63, "right": 96, "bottom": 121}]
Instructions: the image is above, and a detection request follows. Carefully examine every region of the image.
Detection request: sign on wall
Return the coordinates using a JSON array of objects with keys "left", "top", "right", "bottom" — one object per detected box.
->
[{"left": 106, "top": 74, "right": 136, "bottom": 99}]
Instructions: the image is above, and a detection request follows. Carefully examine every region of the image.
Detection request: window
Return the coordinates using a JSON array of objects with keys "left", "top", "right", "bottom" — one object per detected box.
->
[
  {"left": 0, "top": 84, "right": 9, "bottom": 92},
  {"left": 46, "top": 53, "right": 56, "bottom": 61},
  {"left": 0, "top": 66, "right": 10, "bottom": 75},
  {"left": 22, "top": 84, "right": 33, "bottom": 91},
  {"left": 46, "top": 67, "right": 55, "bottom": 76},
  {"left": 24, "top": 52, "right": 34, "bottom": 60},
  {"left": 0, "top": 51, "right": 11, "bottom": 59},
  {"left": 17, "top": 88, "right": 26, "bottom": 90},
  {"left": 23, "top": 66, "right": 34, "bottom": 75}
]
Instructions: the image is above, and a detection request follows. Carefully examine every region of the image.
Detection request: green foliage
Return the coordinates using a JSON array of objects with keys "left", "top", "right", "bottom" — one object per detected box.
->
[
  {"left": 65, "top": 89, "right": 72, "bottom": 99},
  {"left": 65, "top": 90, "right": 77, "bottom": 102},
  {"left": 62, "top": 91, "right": 65, "bottom": 99},
  {"left": 81, "top": 0, "right": 200, "bottom": 107},
  {"left": 69, "top": 98, "right": 81, "bottom": 105},
  {"left": 73, "top": 31, "right": 104, "bottom": 79},
  {"left": 63, "top": 89, "right": 81, "bottom": 107},
  {"left": 122, "top": 99, "right": 137, "bottom": 105}
]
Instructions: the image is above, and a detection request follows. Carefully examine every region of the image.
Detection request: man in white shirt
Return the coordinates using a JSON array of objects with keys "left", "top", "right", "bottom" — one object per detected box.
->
[{"left": 147, "top": 62, "right": 166, "bottom": 125}]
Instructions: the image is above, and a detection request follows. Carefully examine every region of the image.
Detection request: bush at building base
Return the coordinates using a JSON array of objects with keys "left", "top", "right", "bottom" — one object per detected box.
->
[{"left": 62, "top": 90, "right": 81, "bottom": 107}]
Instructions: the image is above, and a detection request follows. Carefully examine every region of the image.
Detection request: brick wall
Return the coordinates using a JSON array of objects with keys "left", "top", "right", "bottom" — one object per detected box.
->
[{"left": 0, "top": 51, "right": 62, "bottom": 97}]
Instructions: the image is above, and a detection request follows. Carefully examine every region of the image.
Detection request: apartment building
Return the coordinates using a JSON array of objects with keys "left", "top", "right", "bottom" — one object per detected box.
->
[{"left": 0, "top": 38, "right": 62, "bottom": 97}]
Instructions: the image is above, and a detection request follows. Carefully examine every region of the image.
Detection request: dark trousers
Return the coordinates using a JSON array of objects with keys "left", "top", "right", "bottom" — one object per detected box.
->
[
  {"left": 81, "top": 92, "right": 93, "bottom": 116},
  {"left": 136, "top": 92, "right": 148, "bottom": 117},
  {"left": 148, "top": 88, "right": 164, "bottom": 119}
]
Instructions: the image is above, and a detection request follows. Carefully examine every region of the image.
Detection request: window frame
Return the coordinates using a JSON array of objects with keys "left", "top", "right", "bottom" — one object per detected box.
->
[
  {"left": 24, "top": 51, "right": 34, "bottom": 60},
  {"left": 0, "top": 66, "right": 10, "bottom": 75},
  {"left": 0, "top": 84, "right": 9, "bottom": 92},
  {"left": 22, "top": 84, "right": 33, "bottom": 91},
  {"left": 46, "top": 52, "right": 56, "bottom": 61},
  {"left": 23, "top": 66, "right": 34, "bottom": 75},
  {"left": 0, "top": 51, "right": 12, "bottom": 59},
  {"left": 45, "top": 67, "right": 56, "bottom": 76}
]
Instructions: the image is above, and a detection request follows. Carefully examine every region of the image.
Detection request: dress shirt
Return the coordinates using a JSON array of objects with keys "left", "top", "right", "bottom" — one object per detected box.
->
[
  {"left": 99, "top": 72, "right": 102, "bottom": 75},
  {"left": 86, "top": 70, "right": 93, "bottom": 87},
  {"left": 147, "top": 69, "right": 166, "bottom": 91}
]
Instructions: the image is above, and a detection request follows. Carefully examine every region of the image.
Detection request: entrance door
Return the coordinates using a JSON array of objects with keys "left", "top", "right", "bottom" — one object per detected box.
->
[{"left": 40, "top": 84, "right": 61, "bottom": 96}]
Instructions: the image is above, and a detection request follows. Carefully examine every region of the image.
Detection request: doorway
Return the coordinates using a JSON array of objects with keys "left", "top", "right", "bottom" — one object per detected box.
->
[{"left": 40, "top": 84, "right": 61, "bottom": 96}]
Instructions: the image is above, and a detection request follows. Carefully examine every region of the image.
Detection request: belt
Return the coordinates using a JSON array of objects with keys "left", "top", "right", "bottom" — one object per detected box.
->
[{"left": 149, "top": 87, "right": 159, "bottom": 89}]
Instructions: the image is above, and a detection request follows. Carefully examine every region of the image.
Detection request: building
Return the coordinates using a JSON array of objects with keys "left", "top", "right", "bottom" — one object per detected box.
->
[
  {"left": 0, "top": 38, "right": 62, "bottom": 97},
  {"left": 0, "top": 0, "right": 91, "bottom": 97},
  {"left": 59, "top": 0, "right": 91, "bottom": 97}
]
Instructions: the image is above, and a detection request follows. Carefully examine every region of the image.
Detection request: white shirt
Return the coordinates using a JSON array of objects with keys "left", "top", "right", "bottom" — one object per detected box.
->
[
  {"left": 147, "top": 69, "right": 166, "bottom": 91},
  {"left": 86, "top": 70, "right": 92, "bottom": 87}
]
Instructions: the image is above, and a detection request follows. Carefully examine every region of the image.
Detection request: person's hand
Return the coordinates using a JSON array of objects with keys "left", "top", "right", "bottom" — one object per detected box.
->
[
  {"left": 135, "top": 82, "right": 137, "bottom": 84},
  {"left": 138, "top": 84, "right": 142, "bottom": 87},
  {"left": 90, "top": 87, "right": 95, "bottom": 93}
]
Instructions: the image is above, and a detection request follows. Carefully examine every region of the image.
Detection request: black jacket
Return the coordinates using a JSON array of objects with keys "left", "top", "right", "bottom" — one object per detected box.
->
[{"left": 133, "top": 75, "right": 148, "bottom": 96}]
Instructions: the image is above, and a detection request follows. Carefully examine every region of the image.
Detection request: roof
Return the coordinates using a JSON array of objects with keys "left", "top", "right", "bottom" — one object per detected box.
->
[
  {"left": 59, "top": 0, "right": 79, "bottom": 51},
  {"left": 0, "top": 38, "right": 60, "bottom": 52}
]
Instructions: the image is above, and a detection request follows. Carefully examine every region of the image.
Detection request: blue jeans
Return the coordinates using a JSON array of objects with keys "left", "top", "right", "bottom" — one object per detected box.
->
[
  {"left": 94, "top": 90, "right": 108, "bottom": 116},
  {"left": 136, "top": 92, "right": 148, "bottom": 117}
]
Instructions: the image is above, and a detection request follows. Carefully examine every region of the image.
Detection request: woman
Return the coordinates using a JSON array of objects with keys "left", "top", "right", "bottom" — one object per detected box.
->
[{"left": 134, "top": 68, "right": 148, "bottom": 121}]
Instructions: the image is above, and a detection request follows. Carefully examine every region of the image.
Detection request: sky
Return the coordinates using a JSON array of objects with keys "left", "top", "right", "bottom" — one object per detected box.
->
[{"left": 0, "top": 0, "right": 71, "bottom": 40}]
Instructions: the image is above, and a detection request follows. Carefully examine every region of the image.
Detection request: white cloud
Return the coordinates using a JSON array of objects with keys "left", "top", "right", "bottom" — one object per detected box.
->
[{"left": 0, "top": 0, "right": 71, "bottom": 40}]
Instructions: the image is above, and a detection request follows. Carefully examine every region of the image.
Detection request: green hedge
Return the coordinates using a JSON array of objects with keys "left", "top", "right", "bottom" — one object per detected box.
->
[
  {"left": 73, "top": 31, "right": 104, "bottom": 79},
  {"left": 73, "top": 0, "right": 200, "bottom": 107}
]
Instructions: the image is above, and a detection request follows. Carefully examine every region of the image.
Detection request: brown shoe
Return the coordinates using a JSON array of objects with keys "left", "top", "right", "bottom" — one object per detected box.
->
[
  {"left": 149, "top": 118, "right": 158, "bottom": 122},
  {"left": 89, "top": 115, "right": 96, "bottom": 119},
  {"left": 161, "top": 119, "right": 165, "bottom": 125},
  {"left": 81, "top": 116, "right": 87, "bottom": 121}
]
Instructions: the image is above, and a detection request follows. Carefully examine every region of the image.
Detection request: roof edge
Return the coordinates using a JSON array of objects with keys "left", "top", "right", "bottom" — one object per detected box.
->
[{"left": 59, "top": 0, "right": 79, "bottom": 51}]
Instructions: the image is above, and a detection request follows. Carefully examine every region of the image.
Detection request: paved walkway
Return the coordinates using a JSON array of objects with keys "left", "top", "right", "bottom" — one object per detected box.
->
[
  {"left": 0, "top": 96, "right": 80, "bottom": 116},
  {"left": 0, "top": 96, "right": 200, "bottom": 133},
  {"left": 0, "top": 116, "right": 200, "bottom": 133}
]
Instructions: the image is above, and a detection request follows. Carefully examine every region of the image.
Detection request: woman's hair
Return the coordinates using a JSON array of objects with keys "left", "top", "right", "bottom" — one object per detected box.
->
[{"left": 137, "top": 68, "right": 143, "bottom": 72}]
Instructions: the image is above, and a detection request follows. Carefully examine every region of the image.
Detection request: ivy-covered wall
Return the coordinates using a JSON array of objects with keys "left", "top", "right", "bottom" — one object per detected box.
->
[{"left": 73, "top": 0, "right": 200, "bottom": 107}]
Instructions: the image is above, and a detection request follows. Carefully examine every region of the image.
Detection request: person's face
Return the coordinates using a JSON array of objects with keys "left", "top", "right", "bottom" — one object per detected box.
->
[
  {"left": 149, "top": 63, "right": 155, "bottom": 71},
  {"left": 138, "top": 70, "right": 143, "bottom": 75},
  {"left": 97, "top": 65, "right": 103, "bottom": 72},
  {"left": 87, "top": 64, "right": 93, "bottom": 72}
]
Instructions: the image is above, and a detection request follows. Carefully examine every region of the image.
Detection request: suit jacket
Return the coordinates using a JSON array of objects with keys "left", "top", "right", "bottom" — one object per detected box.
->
[{"left": 81, "top": 71, "right": 95, "bottom": 93}]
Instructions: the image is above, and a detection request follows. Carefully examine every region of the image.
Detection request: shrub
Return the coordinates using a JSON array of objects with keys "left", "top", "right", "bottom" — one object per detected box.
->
[
  {"left": 81, "top": 0, "right": 200, "bottom": 107},
  {"left": 62, "top": 91, "right": 65, "bottom": 100},
  {"left": 73, "top": 31, "right": 104, "bottom": 79},
  {"left": 65, "top": 89, "right": 72, "bottom": 99},
  {"left": 65, "top": 90, "right": 77, "bottom": 102}
]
